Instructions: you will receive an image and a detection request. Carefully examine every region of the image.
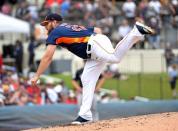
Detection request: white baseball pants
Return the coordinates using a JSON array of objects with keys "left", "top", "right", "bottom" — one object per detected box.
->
[
  {"left": 77, "top": 93, "right": 99, "bottom": 121},
  {"left": 78, "top": 26, "right": 144, "bottom": 120}
]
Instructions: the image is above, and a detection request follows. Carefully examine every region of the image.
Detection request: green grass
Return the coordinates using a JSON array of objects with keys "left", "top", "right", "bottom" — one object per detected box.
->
[{"left": 50, "top": 73, "right": 177, "bottom": 100}]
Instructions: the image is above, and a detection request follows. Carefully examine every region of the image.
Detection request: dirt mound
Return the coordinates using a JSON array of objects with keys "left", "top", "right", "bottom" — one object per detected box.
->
[{"left": 25, "top": 112, "right": 178, "bottom": 131}]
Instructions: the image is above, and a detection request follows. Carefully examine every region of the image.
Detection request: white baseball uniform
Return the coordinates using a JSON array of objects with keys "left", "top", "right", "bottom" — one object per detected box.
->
[{"left": 79, "top": 26, "right": 144, "bottom": 120}]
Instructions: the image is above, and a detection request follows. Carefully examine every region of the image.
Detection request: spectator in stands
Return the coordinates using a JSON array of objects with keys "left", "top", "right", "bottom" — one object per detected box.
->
[
  {"left": 83, "top": 0, "right": 95, "bottom": 26},
  {"left": 15, "top": 1, "right": 31, "bottom": 21},
  {"left": 160, "top": 0, "right": 176, "bottom": 46},
  {"left": 122, "top": 0, "right": 136, "bottom": 26},
  {"left": 168, "top": 63, "right": 178, "bottom": 98},
  {"left": 106, "top": 64, "right": 122, "bottom": 79},
  {"left": 138, "top": 0, "right": 149, "bottom": 20},
  {"left": 146, "top": 14, "right": 161, "bottom": 49},
  {"left": 0, "top": 88, "right": 5, "bottom": 106},
  {"left": 9, "top": 85, "right": 29, "bottom": 106},
  {"left": 148, "top": 0, "right": 161, "bottom": 14},
  {"left": 145, "top": 4, "right": 158, "bottom": 20},
  {"left": 45, "top": 80, "right": 59, "bottom": 104},
  {"left": 99, "top": 90, "right": 120, "bottom": 103},
  {"left": 53, "top": 84, "right": 63, "bottom": 103},
  {"left": 14, "top": 40, "right": 24, "bottom": 75},
  {"left": 141, "top": 1, "right": 161, "bottom": 49},
  {"left": 60, "top": 0, "right": 71, "bottom": 17},
  {"left": 53, "top": 80, "right": 69, "bottom": 103},
  {"left": 164, "top": 46, "right": 175, "bottom": 69},
  {"left": 96, "top": 0, "right": 112, "bottom": 19},
  {"left": 28, "top": 1, "right": 38, "bottom": 22},
  {"left": 26, "top": 83, "right": 41, "bottom": 105},
  {"left": 46, "top": 0, "right": 63, "bottom": 8},
  {"left": 94, "top": 0, "right": 113, "bottom": 36},
  {"left": 171, "top": 0, "right": 178, "bottom": 28},
  {"left": 96, "top": 14, "right": 113, "bottom": 36},
  {"left": 109, "top": 90, "right": 120, "bottom": 102},
  {"left": 65, "top": 90, "right": 77, "bottom": 104},
  {"left": 39, "top": 1, "right": 52, "bottom": 21},
  {"left": 7, "top": 72, "right": 19, "bottom": 91},
  {"left": 160, "top": 0, "right": 176, "bottom": 27},
  {"left": 50, "top": 0, "right": 60, "bottom": 14},
  {"left": 2, "top": 78, "right": 10, "bottom": 104},
  {"left": 1, "top": 1, "right": 12, "bottom": 15},
  {"left": 28, "top": 0, "right": 39, "bottom": 34},
  {"left": 118, "top": 19, "right": 132, "bottom": 41},
  {"left": 28, "top": 36, "right": 37, "bottom": 72}
]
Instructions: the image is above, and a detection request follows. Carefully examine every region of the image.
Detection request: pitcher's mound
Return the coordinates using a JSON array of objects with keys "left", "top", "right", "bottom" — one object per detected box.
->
[{"left": 26, "top": 112, "right": 178, "bottom": 131}]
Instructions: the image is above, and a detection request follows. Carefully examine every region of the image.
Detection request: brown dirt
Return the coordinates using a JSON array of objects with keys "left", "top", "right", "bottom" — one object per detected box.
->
[{"left": 24, "top": 112, "right": 178, "bottom": 131}]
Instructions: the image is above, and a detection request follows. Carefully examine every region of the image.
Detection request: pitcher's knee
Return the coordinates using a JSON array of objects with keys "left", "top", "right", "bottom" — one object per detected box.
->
[
  {"left": 81, "top": 74, "right": 90, "bottom": 84},
  {"left": 107, "top": 58, "right": 121, "bottom": 63},
  {"left": 81, "top": 74, "right": 97, "bottom": 86},
  {"left": 104, "top": 55, "right": 121, "bottom": 63}
]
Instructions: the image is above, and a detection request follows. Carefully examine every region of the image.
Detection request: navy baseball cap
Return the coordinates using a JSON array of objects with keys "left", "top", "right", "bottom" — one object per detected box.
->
[{"left": 40, "top": 13, "right": 63, "bottom": 26}]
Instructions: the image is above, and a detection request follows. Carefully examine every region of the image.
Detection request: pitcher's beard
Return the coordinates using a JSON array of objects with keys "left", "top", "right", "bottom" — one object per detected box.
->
[{"left": 47, "top": 27, "right": 54, "bottom": 35}]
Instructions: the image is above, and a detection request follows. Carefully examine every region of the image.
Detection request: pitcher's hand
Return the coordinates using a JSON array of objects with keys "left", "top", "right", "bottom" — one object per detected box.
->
[{"left": 30, "top": 75, "right": 39, "bottom": 86}]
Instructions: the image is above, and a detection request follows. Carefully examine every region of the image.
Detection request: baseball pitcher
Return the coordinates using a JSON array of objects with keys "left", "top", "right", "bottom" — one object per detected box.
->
[{"left": 31, "top": 13, "right": 154, "bottom": 124}]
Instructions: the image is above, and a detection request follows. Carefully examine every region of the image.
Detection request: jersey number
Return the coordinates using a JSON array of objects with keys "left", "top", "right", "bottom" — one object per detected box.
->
[{"left": 71, "top": 25, "right": 87, "bottom": 31}]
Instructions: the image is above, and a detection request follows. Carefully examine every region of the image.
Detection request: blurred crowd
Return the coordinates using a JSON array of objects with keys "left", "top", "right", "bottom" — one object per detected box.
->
[
  {"left": 0, "top": 56, "right": 121, "bottom": 106},
  {"left": 0, "top": 0, "right": 178, "bottom": 48}
]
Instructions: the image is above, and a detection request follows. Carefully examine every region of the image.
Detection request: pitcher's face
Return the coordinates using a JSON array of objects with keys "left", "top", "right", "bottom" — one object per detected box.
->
[{"left": 45, "top": 21, "right": 54, "bottom": 34}]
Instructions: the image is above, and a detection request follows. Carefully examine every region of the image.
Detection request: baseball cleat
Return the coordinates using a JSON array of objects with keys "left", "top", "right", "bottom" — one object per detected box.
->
[
  {"left": 71, "top": 116, "right": 90, "bottom": 125},
  {"left": 135, "top": 22, "right": 155, "bottom": 35}
]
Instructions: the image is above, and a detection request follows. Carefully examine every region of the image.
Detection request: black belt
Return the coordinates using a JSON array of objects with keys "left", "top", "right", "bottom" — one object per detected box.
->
[
  {"left": 87, "top": 44, "right": 91, "bottom": 59},
  {"left": 86, "top": 33, "right": 96, "bottom": 59}
]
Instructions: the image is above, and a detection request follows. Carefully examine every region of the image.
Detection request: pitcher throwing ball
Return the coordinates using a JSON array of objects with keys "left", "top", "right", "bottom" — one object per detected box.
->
[{"left": 31, "top": 13, "right": 154, "bottom": 124}]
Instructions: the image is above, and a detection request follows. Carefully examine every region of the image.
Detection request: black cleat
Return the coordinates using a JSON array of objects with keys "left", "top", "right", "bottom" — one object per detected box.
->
[
  {"left": 136, "top": 22, "right": 155, "bottom": 35},
  {"left": 71, "top": 116, "right": 90, "bottom": 125}
]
